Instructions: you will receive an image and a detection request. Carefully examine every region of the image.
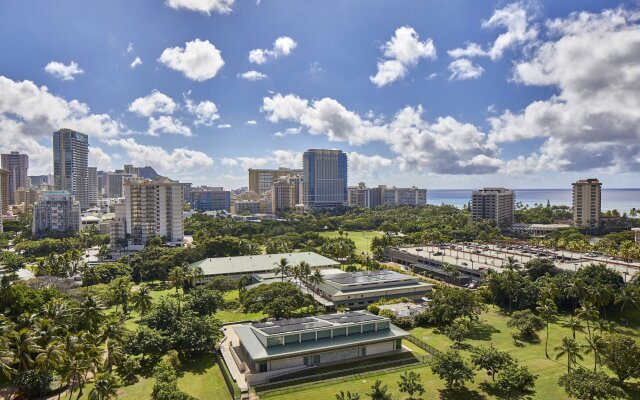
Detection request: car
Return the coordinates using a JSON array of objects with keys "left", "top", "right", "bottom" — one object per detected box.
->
[
  {"left": 461, "top": 262, "right": 468, "bottom": 266},
  {"left": 433, "top": 252, "right": 443, "bottom": 256}
]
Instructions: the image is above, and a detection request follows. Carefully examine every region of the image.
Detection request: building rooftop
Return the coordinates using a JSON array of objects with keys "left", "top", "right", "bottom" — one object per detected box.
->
[
  {"left": 189, "top": 251, "right": 339, "bottom": 276},
  {"left": 253, "top": 312, "right": 386, "bottom": 336},
  {"left": 324, "top": 270, "right": 415, "bottom": 286}
]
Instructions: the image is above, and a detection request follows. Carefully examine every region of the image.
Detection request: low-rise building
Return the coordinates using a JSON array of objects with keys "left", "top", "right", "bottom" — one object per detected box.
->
[
  {"left": 231, "top": 311, "right": 408, "bottom": 383},
  {"left": 32, "top": 191, "right": 81, "bottom": 236},
  {"left": 382, "top": 186, "right": 427, "bottom": 207},
  {"left": 234, "top": 200, "right": 261, "bottom": 215}
]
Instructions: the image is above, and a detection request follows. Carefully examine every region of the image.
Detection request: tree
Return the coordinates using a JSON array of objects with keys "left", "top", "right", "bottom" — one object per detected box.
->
[
  {"left": 555, "top": 337, "right": 583, "bottom": 373},
  {"left": 561, "top": 315, "right": 585, "bottom": 340},
  {"left": 430, "top": 349, "right": 475, "bottom": 390},
  {"left": 273, "top": 257, "right": 291, "bottom": 282},
  {"left": 495, "top": 363, "right": 537, "bottom": 396},
  {"left": 123, "top": 327, "right": 168, "bottom": 362},
  {"left": 132, "top": 284, "right": 154, "bottom": 315},
  {"left": 558, "top": 368, "right": 625, "bottom": 400},
  {"left": 444, "top": 320, "right": 469, "bottom": 349},
  {"left": 614, "top": 285, "right": 639, "bottom": 313},
  {"left": 366, "top": 379, "right": 392, "bottom": 400},
  {"left": 88, "top": 373, "right": 119, "bottom": 400},
  {"left": 577, "top": 302, "right": 598, "bottom": 342},
  {"left": 308, "top": 267, "right": 324, "bottom": 294},
  {"left": 536, "top": 298, "right": 558, "bottom": 358},
  {"left": 8, "top": 327, "right": 42, "bottom": 371},
  {"left": 600, "top": 333, "right": 640, "bottom": 383},
  {"left": 170, "top": 312, "right": 222, "bottom": 357},
  {"left": 168, "top": 266, "right": 187, "bottom": 295},
  {"left": 471, "top": 344, "right": 513, "bottom": 382},
  {"left": 525, "top": 258, "right": 555, "bottom": 280},
  {"left": 184, "top": 287, "right": 224, "bottom": 316},
  {"left": 583, "top": 334, "right": 606, "bottom": 371},
  {"left": 507, "top": 310, "right": 544, "bottom": 341},
  {"left": 397, "top": 371, "right": 425, "bottom": 399},
  {"left": 109, "top": 276, "right": 133, "bottom": 315},
  {"left": 151, "top": 360, "right": 194, "bottom": 400},
  {"left": 335, "top": 390, "right": 360, "bottom": 400}
]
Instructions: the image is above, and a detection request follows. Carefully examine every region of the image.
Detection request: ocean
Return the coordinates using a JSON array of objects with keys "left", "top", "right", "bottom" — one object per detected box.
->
[{"left": 428, "top": 189, "right": 640, "bottom": 214}]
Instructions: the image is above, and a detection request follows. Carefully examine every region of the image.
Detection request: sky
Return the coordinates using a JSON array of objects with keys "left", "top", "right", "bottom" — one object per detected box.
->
[{"left": 1, "top": 0, "right": 640, "bottom": 189}]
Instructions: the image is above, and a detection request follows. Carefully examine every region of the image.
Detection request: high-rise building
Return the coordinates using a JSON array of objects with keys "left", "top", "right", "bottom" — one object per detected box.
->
[
  {"left": 53, "top": 129, "right": 89, "bottom": 210},
  {"left": 381, "top": 186, "right": 427, "bottom": 206},
  {"left": 15, "top": 186, "right": 40, "bottom": 209},
  {"left": 248, "top": 168, "right": 303, "bottom": 194},
  {"left": 572, "top": 178, "right": 602, "bottom": 228},
  {"left": 119, "top": 178, "right": 184, "bottom": 246},
  {"left": 471, "top": 187, "right": 515, "bottom": 227},
  {"left": 1, "top": 151, "right": 29, "bottom": 205},
  {"left": 29, "top": 175, "right": 52, "bottom": 187},
  {"left": 348, "top": 182, "right": 370, "bottom": 208},
  {"left": 123, "top": 164, "right": 140, "bottom": 177},
  {"left": 0, "top": 168, "right": 9, "bottom": 215},
  {"left": 104, "top": 171, "right": 134, "bottom": 198},
  {"left": 271, "top": 177, "right": 296, "bottom": 213},
  {"left": 32, "top": 191, "right": 81, "bottom": 236},
  {"left": 181, "top": 182, "right": 192, "bottom": 203},
  {"left": 191, "top": 189, "right": 231, "bottom": 212},
  {"left": 87, "top": 167, "right": 98, "bottom": 207},
  {"left": 303, "top": 149, "right": 348, "bottom": 209}
]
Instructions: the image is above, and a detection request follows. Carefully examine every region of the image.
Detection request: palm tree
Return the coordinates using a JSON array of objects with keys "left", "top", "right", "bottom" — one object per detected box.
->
[
  {"left": 555, "top": 337, "right": 583, "bottom": 373},
  {"left": 100, "top": 318, "right": 125, "bottom": 373},
  {"left": 0, "top": 338, "right": 16, "bottom": 379},
  {"left": 75, "top": 295, "right": 104, "bottom": 332},
  {"left": 273, "top": 257, "right": 291, "bottom": 282},
  {"left": 88, "top": 373, "right": 119, "bottom": 400},
  {"left": 504, "top": 256, "right": 520, "bottom": 271},
  {"left": 309, "top": 268, "right": 324, "bottom": 294},
  {"left": 291, "top": 264, "right": 302, "bottom": 288},
  {"left": 614, "top": 285, "right": 639, "bottom": 313},
  {"left": 185, "top": 265, "right": 204, "bottom": 290},
  {"left": 589, "top": 285, "right": 613, "bottom": 320},
  {"left": 577, "top": 302, "right": 598, "bottom": 341},
  {"left": 561, "top": 315, "right": 585, "bottom": 340},
  {"left": 583, "top": 334, "right": 607, "bottom": 371},
  {"left": 537, "top": 298, "right": 558, "bottom": 358},
  {"left": 168, "top": 266, "right": 187, "bottom": 294},
  {"left": 35, "top": 340, "right": 65, "bottom": 398},
  {"left": 564, "top": 276, "right": 584, "bottom": 311},
  {"left": 8, "top": 327, "right": 42, "bottom": 371},
  {"left": 238, "top": 275, "right": 250, "bottom": 302},
  {"left": 299, "top": 261, "right": 312, "bottom": 288},
  {"left": 132, "top": 284, "right": 153, "bottom": 315}
]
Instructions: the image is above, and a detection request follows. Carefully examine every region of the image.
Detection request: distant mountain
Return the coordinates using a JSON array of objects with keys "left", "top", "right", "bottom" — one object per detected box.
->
[{"left": 137, "top": 166, "right": 160, "bottom": 180}]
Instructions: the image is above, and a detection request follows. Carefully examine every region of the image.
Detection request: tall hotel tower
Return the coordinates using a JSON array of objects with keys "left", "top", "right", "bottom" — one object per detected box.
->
[
  {"left": 53, "top": 129, "right": 89, "bottom": 210},
  {"left": 303, "top": 149, "right": 348, "bottom": 209}
]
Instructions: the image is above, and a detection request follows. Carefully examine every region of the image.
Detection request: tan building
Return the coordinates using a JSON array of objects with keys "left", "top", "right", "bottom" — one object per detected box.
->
[
  {"left": 572, "top": 179, "right": 602, "bottom": 228},
  {"left": 271, "top": 177, "right": 295, "bottom": 213},
  {"left": 248, "top": 168, "right": 302, "bottom": 195},
  {"left": 471, "top": 187, "right": 515, "bottom": 227},
  {"left": 15, "top": 187, "right": 40, "bottom": 209},
  {"left": 0, "top": 168, "right": 9, "bottom": 215}
]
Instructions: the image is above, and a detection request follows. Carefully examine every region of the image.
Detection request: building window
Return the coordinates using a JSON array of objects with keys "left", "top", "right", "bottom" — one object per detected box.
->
[
  {"left": 317, "top": 330, "right": 331, "bottom": 339},
  {"left": 284, "top": 334, "right": 299, "bottom": 344},
  {"left": 333, "top": 327, "right": 346, "bottom": 337},
  {"left": 348, "top": 325, "right": 361, "bottom": 335},
  {"left": 360, "top": 347, "right": 367, "bottom": 357},
  {"left": 301, "top": 332, "right": 316, "bottom": 342},
  {"left": 363, "top": 323, "right": 375, "bottom": 333},
  {"left": 266, "top": 336, "right": 282, "bottom": 347},
  {"left": 377, "top": 321, "right": 390, "bottom": 330},
  {"left": 395, "top": 339, "right": 402, "bottom": 350},
  {"left": 258, "top": 362, "right": 268, "bottom": 372}
]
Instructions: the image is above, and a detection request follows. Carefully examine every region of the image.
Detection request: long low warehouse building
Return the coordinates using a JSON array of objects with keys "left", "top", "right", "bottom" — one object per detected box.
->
[{"left": 188, "top": 251, "right": 340, "bottom": 279}]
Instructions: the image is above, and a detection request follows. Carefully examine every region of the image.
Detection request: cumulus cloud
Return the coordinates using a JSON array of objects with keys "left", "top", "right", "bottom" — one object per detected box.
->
[
  {"left": 248, "top": 36, "right": 297, "bottom": 64},
  {"left": 274, "top": 127, "right": 301, "bottom": 137},
  {"left": 147, "top": 116, "right": 192, "bottom": 136},
  {"left": 128, "top": 90, "right": 176, "bottom": 117},
  {"left": 245, "top": 120, "right": 257, "bottom": 125},
  {"left": 217, "top": 123, "right": 231, "bottom": 128},
  {"left": 165, "top": 0, "right": 235, "bottom": 15},
  {"left": 238, "top": 70, "right": 267, "bottom": 81},
  {"left": 448, "top": 59, "right": 484, "bottom": 80},
  {"left": 448, "top": 1, "right": 538, "bottom": 60},
  {"left": 184, "top": 98, "right": 219, "bottom": 126},
  {"left": 348, "top": 152, "right": 393, "bottom": 179},
  {"left": 370, "top": 26, "right": 436, "bottom": 87},
  {"left": 490, "top": 7, "right": 640, "bottom": 174},
  {"left": 232, "top": 150, "right": 302, "bottom": 170},
  {"left": 159, "top": 39, "right": 224, "bottom": 81},
  {"left": 89, "top": 146, "right": 114, "bottom": 170},
  {"left": 107, "top": 138, "right": 213, "bottom": 171},
  {"left": 130, "top": 57, "right": 142, "bottom": 69},
  {"left": 44, "top": 61, "right": 84, "bottom": 81}
]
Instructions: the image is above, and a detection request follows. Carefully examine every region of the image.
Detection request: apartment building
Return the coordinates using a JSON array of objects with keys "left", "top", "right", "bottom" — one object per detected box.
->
[
  {"left": 87, "top": 167, "right": 98, "bottom": 207},
  {"left": 0, "top": 168, "right": 8, "bottom": 215},
  {"left": 191, "top": 189, "right": 231, "bottom": 212},
  {"left": 15, "top": 187, "right": 40, "bottom": 209},
  {"left": 572, "top": 178, "right": 602, "bottom": 228},
  {"left": 271, "top": 176, "right": 296, "bottom": 213},
  {"left": 248, "top": 168, "right": 303, "bottom": 194},
  {"left": 104, "top": 171, "right": 134, "bottom": 198},
  {"left": 32, "top": 191, "right": 81, "bottom": 236},
  {"left": 382, "top": 186, "right": 427, "bottom": 206},
  {"left": 53, "top": 129, "right": 89, "bottom": 210},
  {"left": 471, "top": 187, "right": 515, "bottom": 227},
  {"left": 303, "top": 149, "right": 348, "bottom": 209},
  {"left": 1, "top": 151, "right": 29, "bottom": 205}
]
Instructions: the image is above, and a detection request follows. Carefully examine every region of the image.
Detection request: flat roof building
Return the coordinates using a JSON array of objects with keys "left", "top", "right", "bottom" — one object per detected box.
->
[
  {"left": 303, "top": 149, "right": 348, "bottom": 209},
  {"left": 1, "top": 152, "right": 29, "bottom": 206},
  {"left": 188, "top": 251, "right": 340, "bottom": 279},
  {"left": 316, "top": 270, "right": 433, "bottom": 309},
  {"left": 32, "top": 191, "right": 81, "bottom": 236},
  {"left": 471, "top": 187, "right": 515, "bottom": 227},
  {"left": 248, "top": 168, "right": 303, "bottom": 195},
  {"left": 231, "top": 311, "right": 408, "bottom": 382},
  {"left": 572, "top": 178, "right": 602, "bottom": 229},
  {"left": 53, "top": 129, "right": 89, "bottom": 210},
  {"left": 191, "top": 189, "right": 231, "bottom": 212}
]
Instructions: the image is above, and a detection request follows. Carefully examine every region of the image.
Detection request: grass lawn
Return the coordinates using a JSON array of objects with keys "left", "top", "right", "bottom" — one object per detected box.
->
[
  {"left": 218, "top": 289, "right": 264, "bottom": 322},
  {"left": 319, "top": 230, "right": 382, "bottom": 256},
  {"left": 260, "top": 306, "right": 640, "bottom": 400}
]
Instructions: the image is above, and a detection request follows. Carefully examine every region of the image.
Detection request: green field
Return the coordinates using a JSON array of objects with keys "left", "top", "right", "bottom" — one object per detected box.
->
[
  {"left": 319, "top": 230, "right": 382, "bottom": 255},
  {"left": 260, "top": 306, "right": 640, "bottom": 400}
]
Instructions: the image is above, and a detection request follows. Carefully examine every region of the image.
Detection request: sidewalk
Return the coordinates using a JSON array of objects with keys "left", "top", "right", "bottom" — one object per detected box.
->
[{"left": 220, "top": 325, "right": 249, "bottom": 393}]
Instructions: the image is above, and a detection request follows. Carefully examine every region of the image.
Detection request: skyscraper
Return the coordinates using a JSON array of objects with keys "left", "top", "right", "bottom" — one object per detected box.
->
[
  {"left": 572, "top": 178, "right": 602, "bottom": 229},
  {"left": 53, "top": 129, "right": 89, "bottom": 210},
  {"left": 303, "top": 149, "right": 348, "bottom": 209},
  {"left": 248, "top": 168, "right": 303, "bottom": 194},
  {"left": 471, "top": 187, "right": 515, "bottom": 227},
  {"left": 0, "top": 168, "right": 9, "bottom": 215},
  {"left": 87, "top": 167, "right": 98, "bottom": 207},
  {"left": 1, "top": 151, "right": 29, "bottom": 205}
]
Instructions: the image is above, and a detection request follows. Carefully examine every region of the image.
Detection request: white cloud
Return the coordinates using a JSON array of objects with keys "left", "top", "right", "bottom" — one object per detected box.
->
[
  {"left": 127, "top": 43, "right": 134, "bottom": 53},
  {"left": 248, "top": 36, "right": 297, "bottom": 64},
  {"left": 185, "top": 98, "right": 219, "bottom": 126},
  {"left": 217, "top": 123, "right": 231, "bottom": 128},
  {"left": 238, "top": 70, "right": 267, "bottom": 81},
  {"left": 159, "top": 39, "right": 224, "bottom": 81},
  {"left": 147, "top": 115, "right": 192, "bottom": 136},
  {"left": 130, "top": 57, "right": 142, "bottom": 69},
  {"left": 370, "top": 26, "right": 436, "bottom": 87},
  {"left": 274, "top": 127, "right": 301, "bottom": 137},
  {"left": 448, "top": 59, "right": 484, "bottom": 80},
  {"left": 107, "top": 138, "right": 213, "bottom": 171},
  {"left": 348, "top": 152, "right": 393, "bottom": 179},
  {"left": 128, "top": 90, "right": 176, "bottom": 117},
  {"left": 245, "top": 120, "right": 257, "bottom": 125},
  {"left": 447, "top": 43, "right": 487, "bottom": 58},
  {"left": 489, "top": 7, "right": 640, "bottom": 174},
  {"left": 165, "top": 0, "right": 235, "bottom": 15},
  {"left": 232, "top": 150, "right": 302, "bottom": 170},
  {"left": 89, "top": 146, "right": 113, "bottom": 170},
  {"left": 44, "top": 61, "right": 84, "bottom": 81}
]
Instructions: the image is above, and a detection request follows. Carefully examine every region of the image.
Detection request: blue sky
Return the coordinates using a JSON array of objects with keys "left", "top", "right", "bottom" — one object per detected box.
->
[{"left": 1, "top": 0, "right": 639, "bottom": 189}]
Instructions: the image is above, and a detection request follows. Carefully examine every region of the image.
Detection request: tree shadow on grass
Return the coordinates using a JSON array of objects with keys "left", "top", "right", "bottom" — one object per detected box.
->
[
  {"left": 438, "top": 386, "right": 487, "bottom": 400},
  {"left": 479, "top": 381, "right": 536, "bottom": 400},
  {"left": 180, "top": 356, "right": 214, "bottom": 375},
  {"left": 622, "top": 382, "right": 640, "bottom": 399},
  {"left": 467, "top": 321, "right": 500, "bottom": 341}
]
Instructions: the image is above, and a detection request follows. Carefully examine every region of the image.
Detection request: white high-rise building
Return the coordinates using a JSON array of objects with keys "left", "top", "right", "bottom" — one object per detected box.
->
[
  {"left": 119, "top": 177, "right": 184, "bottom": 246},
  {"left": 32, "top": 191, "right": 81, "bottom": 236},
  {"left": 382, "top": 186, "right": 427, "bottom": 206},
  {"left": 53, "top": 129, "right": 89, "bottom": 210},
  {"left": 1, "top": 151, "right": 29, "bottom": 205},
  {"left": 471, "top": 187, "right": 515, "bottom": 227},
  {"left": 104, "top": 171, "right": 134, "bottom": 198},
  {"left": 572, "top": 178, "right": 602, "bottom": 229},
  {"left": 303, "top": 149, "right": 348, "bottom": 209}
]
